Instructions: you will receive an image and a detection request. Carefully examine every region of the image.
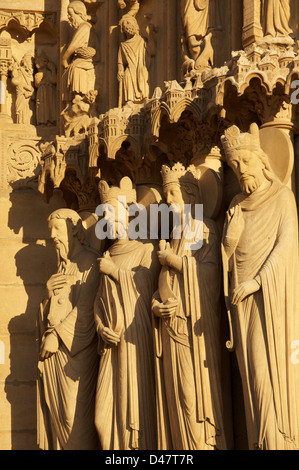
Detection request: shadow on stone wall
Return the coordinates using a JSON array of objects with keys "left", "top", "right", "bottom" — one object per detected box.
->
[{"left": 5, "top": 188, "right": 64, "bottom": 449}]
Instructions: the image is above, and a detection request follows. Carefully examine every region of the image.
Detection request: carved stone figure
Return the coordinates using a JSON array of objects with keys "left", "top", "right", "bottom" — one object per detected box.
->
[
  {"left": 37, "top": 208, "right": 100, "bottom": 450},
  {"left": 94, "top": 177, "right": 159, "bottom": 450},
  {"left": 117, "top": 15, "right": 152, "bottom": 107},
  {"left": 62, "top": 1, "right": 97, "bottom": 103},
  {"left": 181, "top": 0, "right": 215, "bottom": 71},
  {"left": 262, "top": 0, "right": 292, "bottom": 38},
  {"left": 11, "top": 53, "right": 34, "bottom": 124},
  {"left": 152, "top": 163, "right": 227, "bottom": 450},
  {"left": 35, "top": 51, "right": 57, "bottom": 126},
  {"left": 221, "top": 124, "right": 299, "bottom": 450}
]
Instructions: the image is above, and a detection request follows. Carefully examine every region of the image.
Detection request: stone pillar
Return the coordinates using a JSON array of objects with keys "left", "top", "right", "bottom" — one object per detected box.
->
[
  {"left": 0, "top": 31, "right": 12, "bottom": 123},
  {"left": 294, "top": 135, "right": 299, "bottom": 210},
  {"left": 242, "top": 0, "right": 263, "bottom": 48},
  {"left": 260, "top": 119, "right": 296, "bottom": 193}
]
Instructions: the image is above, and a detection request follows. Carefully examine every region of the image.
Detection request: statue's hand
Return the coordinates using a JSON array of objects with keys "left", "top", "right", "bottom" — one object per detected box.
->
[
  {"left": 97, "top": 252, "right": 118, "bottom": 277},
  {"left": 62, "top": 58, "right": 68, "bottom": 69},
  {"left": 231, "top": 279, "right": 260, "bottom": 305},
  {"left": 152, "top": 298, "right": 178, "bottom": 319},
  {"left": 117, "top": 70, "right": 124, "bottom": 82},
  {"left": 46, "top": 273, "right": 67, "bottom": 299},
  {"left": 100, "top": 327, "right": 121, "bottom": 346},
  {"left": 157, "top": 241, "right": 173, "bottom": 266},
  {"left": 39, "top": 331, "right": 60, "bottom": 361}
]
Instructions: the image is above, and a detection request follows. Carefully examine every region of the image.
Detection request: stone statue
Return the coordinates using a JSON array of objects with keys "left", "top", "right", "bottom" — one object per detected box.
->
[
  {"left": 117, "top": 14, "right": 153, "bottom": 107},
  {"left": 221, "top": 123, "right": 299, "bottom": 450},
  {"left": 180, "top": 0, "right": 217, "bottom": 72},
  {"left": 94, "top": 177, "right": 159, "bottom": 450},
  {"left": 62, "top": 1, "right": 97, "bottom": 104},
  {"left": 11, "top": 53, "right": 34, "bottom": 124},
  {"left": 262, "top": 0, "right": 292, "bottom": 38},
  {"left": 34, "top": 51, "right": 57, "bottom": 126},
  {"left": 37, "top": 208, "right": 100, "bottom": 450},
  {"left": 152, "top": 163, "right": 227, "bottom": 450}
]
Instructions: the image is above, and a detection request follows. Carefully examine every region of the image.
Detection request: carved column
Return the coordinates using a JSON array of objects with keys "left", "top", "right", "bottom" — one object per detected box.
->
[
  {"left": 59, "top": 0, "right": 71, "bottom": 135},
  {"left": 0, "top": 31, "right": 12, "bottom": 122},
  {"left": 260, "top": 117, "right": 296, "bottom": 193},
  {"left": 294, "top": 135, "right": 299, "bottom": 210},
  {"left": 242, "top": 0, "right": 263, "bottom": 48}
]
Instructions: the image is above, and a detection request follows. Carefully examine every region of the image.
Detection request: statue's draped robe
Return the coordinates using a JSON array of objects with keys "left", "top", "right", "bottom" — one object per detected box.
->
[
  {"left": 62, "top": 21, "right": 97, "bottom": 101},
  {"left": 12, "top": 67, "right": 33, "bottom": 124},
  {"left": 181, "top": 0, "right": 209, "bottom": 39},
  {"left": 263, "top": 0, "right": 292, "bottom": 37},
  {"left": 118, "top": 34, "right": 150, "bottom": 104},
  {"left": 37, "top": 249, "right": 100, "bottom": 450},
  {"left": 35, "top": 69, "right": 56, "bottom": 125},
  {"left": 94, "top": 240, "right": 159, "bottom": 450},
  {"left": 222, "top": 181, "right": 299, "bottom": 450},
  {"left": 153, "top": 219, "right": 227, "bottom": 450}
]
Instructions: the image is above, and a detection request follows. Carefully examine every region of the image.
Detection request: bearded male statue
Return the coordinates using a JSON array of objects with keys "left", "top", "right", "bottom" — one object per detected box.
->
[
  {"left": 221, "top": 123, "right": 299, "bottom": 450},
  {"left": 37, "top": 208, "right": 100, "bottom": 450}
]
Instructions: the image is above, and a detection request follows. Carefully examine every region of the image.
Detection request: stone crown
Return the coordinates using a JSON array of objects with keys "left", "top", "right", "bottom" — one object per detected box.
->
[
  {"left": 98, "top": 177, "right": 137, "bottom": 205},
  {"left": 161, "top": 162, "right": 201, "bottom": 187},
  {"left": 221, "top": 124, "right": 261, "bottom": 159}
]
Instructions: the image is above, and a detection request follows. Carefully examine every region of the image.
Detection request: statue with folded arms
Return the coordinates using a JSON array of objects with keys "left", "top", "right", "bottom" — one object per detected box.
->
[{"left": 221, "top": 123, "right": 299, "bottom": 450}]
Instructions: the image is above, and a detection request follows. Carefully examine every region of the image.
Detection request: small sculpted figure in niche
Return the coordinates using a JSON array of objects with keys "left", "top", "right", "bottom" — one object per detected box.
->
[
  {"left": 117, "top": 14, "right": 155, "bottom": 107},
  {"left": 180, "top": 0, "right": 220, "bottom": 72},
  {"left": 11, "top": 53, "right": 34, "bottom": 124},
  {"left": 152, "top": 163, "right": 227, "bottom": 450},
  {"left": 221, "top": 124, "right": 299, "bottom": 450},
  {"left": 62, "top": 1, "right": 97, "bottom": 105},
  {"left": 262, "top": 0, "right": 292, "bottom": 39},
  {"left": 94, "top": 177, "right": 159, "bottom": 450},
  {"left": 37, "top": 209, "right": 100, "bottom": 450},
  {"left": 35, "top": 51, "right": 57, "bottom": 126}
]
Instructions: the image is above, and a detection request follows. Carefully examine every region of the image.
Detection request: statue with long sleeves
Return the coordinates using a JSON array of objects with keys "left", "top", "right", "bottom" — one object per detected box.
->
[
  {"left": 221, "top": 123, "right": 299, "bottom": 449},
  {"left": 62, "top": 1, "right": 97, "bottom": 102},
  {"left": 152, "top": 163, "right": 227, "bottom": 450},
  {"left": 35, "top": 51, "right": 57, "bottom": 126},
  {"left": 61, "top": 1, "right": 98, "bottom": 135},
  {"left": 37, "top": 208, "right": 100, "bottom": 450},
  {"left": 11, "top": 53, "right": 34, "bottom": 124},
  {"left": 117, "top": 14, "right": 155, "bottom": 107},
  {"left": 94, "top": 177, "right": 159, "bottom": 449}
]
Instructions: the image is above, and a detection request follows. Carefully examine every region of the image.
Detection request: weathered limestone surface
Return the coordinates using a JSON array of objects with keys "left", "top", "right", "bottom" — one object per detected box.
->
[{"left": 0, "top": 0, "right": 298, "bottom": 450}]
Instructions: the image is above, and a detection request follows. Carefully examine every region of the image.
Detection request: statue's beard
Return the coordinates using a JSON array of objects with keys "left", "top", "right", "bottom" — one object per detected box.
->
[
  {"left": 239, "top": 174, "right": 261, "bottom": 195},
  {"left": 54, "top": 239, "right": 69, "bottom": 271}
]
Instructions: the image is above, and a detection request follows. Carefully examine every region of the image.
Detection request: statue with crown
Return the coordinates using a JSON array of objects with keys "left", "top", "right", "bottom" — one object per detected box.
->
[
  {"left": 151, "top": 162, "right": 227, "bottom": 450},
  {"left": 93, "top": 176, "right": 160, "bottom": 450},
  {"left": 221, "top": 123, "right": 299, "bottom": 450}
]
